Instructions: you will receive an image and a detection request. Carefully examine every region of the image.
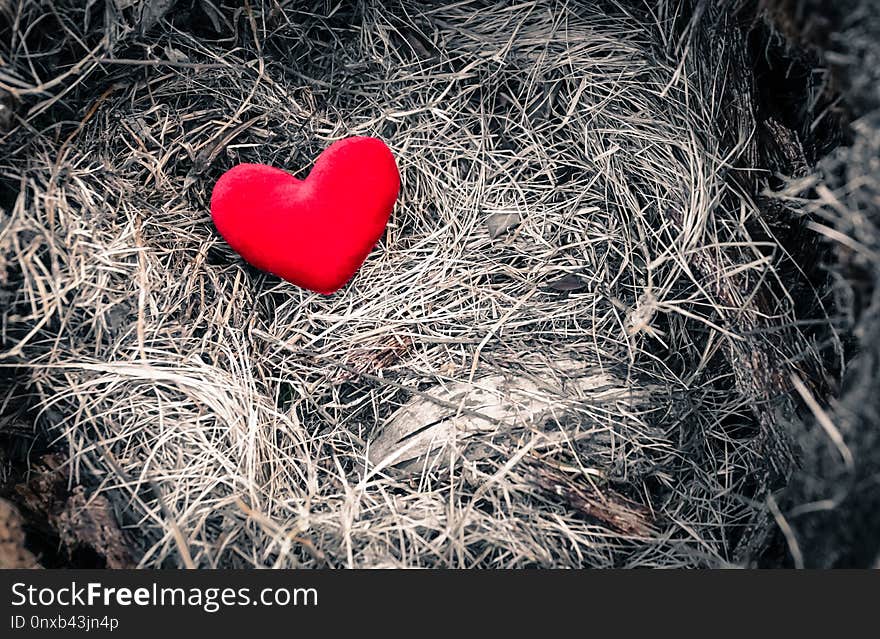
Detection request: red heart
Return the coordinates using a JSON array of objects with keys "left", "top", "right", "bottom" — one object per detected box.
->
[{"left": 210, "top": 136, "right": 400, "bottom": 294}]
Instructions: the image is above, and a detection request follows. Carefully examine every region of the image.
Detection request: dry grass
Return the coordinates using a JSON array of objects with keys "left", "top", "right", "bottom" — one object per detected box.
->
[
  {"left": 761, "top": 0, "right": 880, "bottom": 566},
  {"left": 0, "top": 0, "right": 836, "bottom": 567}
]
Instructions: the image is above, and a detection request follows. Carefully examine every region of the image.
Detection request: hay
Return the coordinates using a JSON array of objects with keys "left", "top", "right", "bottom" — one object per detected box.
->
[
  {"left": 762, "top": 0, "right": 880, "bottom": 567},
  {"left": 0, "top": 0, "right": 832, "bottom": 567}
]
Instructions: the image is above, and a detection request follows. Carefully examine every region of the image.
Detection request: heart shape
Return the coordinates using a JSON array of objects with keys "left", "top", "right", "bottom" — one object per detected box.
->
[{"left": 210, "top": 136, "right": 400, "bottom": 294}]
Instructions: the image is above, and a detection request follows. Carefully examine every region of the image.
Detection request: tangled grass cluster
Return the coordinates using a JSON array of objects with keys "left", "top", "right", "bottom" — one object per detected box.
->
[{"left": 0, "top": 0, "right": 841, "bottom": 567}]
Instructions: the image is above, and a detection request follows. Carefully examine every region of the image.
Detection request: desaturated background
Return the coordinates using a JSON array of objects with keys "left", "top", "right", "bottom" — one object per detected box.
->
[{"left": 0, "top": 0, "right": 877, "bottom": 568}]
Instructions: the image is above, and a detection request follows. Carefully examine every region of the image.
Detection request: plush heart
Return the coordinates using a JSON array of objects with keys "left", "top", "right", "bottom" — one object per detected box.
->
[{"left": 210, "top": 136, "right": 400, "bottom": 294}]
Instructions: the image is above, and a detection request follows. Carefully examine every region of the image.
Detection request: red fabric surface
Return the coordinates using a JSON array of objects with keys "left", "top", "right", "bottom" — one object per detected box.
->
[{"left": 210, "top": 136, "right": 400, "bottom": 294}]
